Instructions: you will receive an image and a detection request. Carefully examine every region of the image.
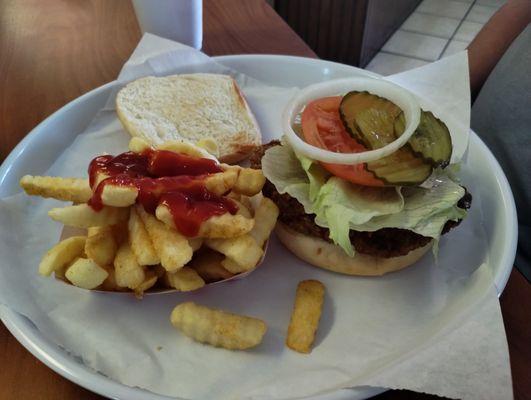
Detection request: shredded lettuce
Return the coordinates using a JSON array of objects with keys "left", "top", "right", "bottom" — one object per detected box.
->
[{"left": 262, "top": 139, "right": 467, "bottom": 256}]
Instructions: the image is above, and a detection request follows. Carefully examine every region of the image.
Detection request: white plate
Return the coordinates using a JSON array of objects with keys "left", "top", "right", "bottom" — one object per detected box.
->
[{"left": 0, "top": 55, "right": 517, "bottom": 400}]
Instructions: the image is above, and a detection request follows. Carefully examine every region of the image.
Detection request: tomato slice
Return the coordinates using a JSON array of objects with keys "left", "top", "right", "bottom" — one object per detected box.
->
[{"left": 301, "top": 96, "right": 384, "bottom": 187}]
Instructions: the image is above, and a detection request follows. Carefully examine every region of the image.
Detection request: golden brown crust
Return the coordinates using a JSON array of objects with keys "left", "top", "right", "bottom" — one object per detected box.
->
[
  {"left": 286, "top": 280, "right": 325, "bottom": 353},
  {"left": 228, "top": 79, "right": 262, "bottom": 162}
]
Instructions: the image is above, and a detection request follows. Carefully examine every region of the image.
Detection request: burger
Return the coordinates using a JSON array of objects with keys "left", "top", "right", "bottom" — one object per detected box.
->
[{"left": 250, "top": 78, "right": 472, "bottom": 276}]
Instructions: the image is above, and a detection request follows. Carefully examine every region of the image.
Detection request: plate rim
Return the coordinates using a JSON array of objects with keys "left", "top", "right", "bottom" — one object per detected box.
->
[{"left": 0, "top": 53, "right": 517, "bottom": 400}]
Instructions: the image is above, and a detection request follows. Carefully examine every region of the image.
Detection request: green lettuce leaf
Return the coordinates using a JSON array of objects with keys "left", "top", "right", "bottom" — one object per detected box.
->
[
  {"left": 261, "top": 140, "right": 467, "bottom": 256},
  {"left": 260, "top": 141, "right": 313, "bottom": 211},
  {"left": 352, "top": 180, "right": 466, "bottom": 237}
]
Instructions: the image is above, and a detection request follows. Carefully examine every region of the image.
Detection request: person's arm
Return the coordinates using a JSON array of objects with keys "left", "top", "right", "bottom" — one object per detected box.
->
[{"left": 468, "top": 0, "right": 531, "bottom": 99}]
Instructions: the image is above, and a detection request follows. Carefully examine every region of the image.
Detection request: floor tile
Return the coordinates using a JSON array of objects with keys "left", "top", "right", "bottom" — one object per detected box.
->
[
  {"left": 416, "top": 0, "right": 471, "bottom": 20},
  {"left": 466, "top": 4, "right": 498, "bottom": 23},
  {"left": 476, "top": 0, "right": 506, "bottom": 8},
  {"left": 365, "top": 52, "right": 429, "bottom": 76},
  {"left": 441, "top": 39, "right": 469, "bottom": 58},
  {"left": 454, "top": 20, "right": 484, "bottom": 41},
  {"left": 382, "top": 30, "right": 448, "bottom": 61},
  {"left": 402, "top": 12, "right": 461, "bottom": 38}
]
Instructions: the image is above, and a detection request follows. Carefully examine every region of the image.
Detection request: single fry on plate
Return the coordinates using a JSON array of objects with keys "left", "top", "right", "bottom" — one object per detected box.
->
[
  {"left": 286, "top": 280, "right": 326, "bottom": 354},
  {"left": 171, "top": 302, "right": 267, "bottom": 350}
]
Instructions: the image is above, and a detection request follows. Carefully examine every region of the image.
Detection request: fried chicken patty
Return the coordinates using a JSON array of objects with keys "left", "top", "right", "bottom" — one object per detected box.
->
[{"left": 250, "top": 141, "right": 472, "bottom": 258}]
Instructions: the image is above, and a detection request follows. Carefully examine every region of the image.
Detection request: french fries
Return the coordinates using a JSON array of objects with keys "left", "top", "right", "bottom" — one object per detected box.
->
[
  {"left": 137, "top": 205, "right": 193, "bottom": 272},
  {"left": 155, "top": 204, "right": 254, "bottom": 239},
  {"left": 203, "top": 169, "right": 239, "bottom": 196},
  {"left": 158, "top": 140, "right": 216, "bottom": 160},
  {"left": 210, "top": 197, "right": 278, "bottom": 273},
  {"left": 134, "top": 271, "right": 159, "bottom": 298},
  {"left": 101, "top": 184, "right": 138, "bottom": 207},
  {"left": 20, "top": 175, "right": 92, "bottom": 203},
  {"left": 233, "top": 167, "right": 266, "bottom": 196},
  {"left": 129, "top": 137, "right": 151, "bottom": 153},
  {"left": 128, "top": 207, "right": 159, "bottom": 265},
  {"left": 65, "top": 258, "right": 109, "bottom": 290},
  {"left": 39, "top": 236, "right": 86, "bottom": 276},
  {"left": 171, "top": 302, "right": 267, "bottom": 350},
  {"left": 232, "top": 198, "right": 253, "bottom": 218},
  {"left": 206, "top": 235, "right": 264, "bottom": 273},
  {"left": 286, "top": 280, "right": 326, "bottom": 354},
  {"left": 114, "top": 242, "right": 146, "bottom": 289},
  {"left": 85, "top": 226, "right": 117, "bottom": 266},
  {"left": 163, "top": 267, "right": 205, "bottom": 291},
  {"left": 189, "top": 249, "right": 234, "bottom": 282},
  {"left": 27, "top": 138, "right": 277, "bottom": 297},
  {"left": 49, "top": 204, "right": 129, "bottom": 228},
  {"left": 196, "top": 138, "right": 219, "bottom": 158},
  {"left": 189, "top": 237, "right": 203, "bottom": 251},
  {"left": 99, "top": 265, "right": 124, "bottom": 292},
  {"left": 249, "top": 198, "right": 279, "bottom": 247}
]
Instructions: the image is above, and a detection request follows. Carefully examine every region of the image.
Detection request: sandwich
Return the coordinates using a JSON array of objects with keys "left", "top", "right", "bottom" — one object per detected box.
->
[{"left": 251, "top": 82, "right": 471, "bottom": 276}]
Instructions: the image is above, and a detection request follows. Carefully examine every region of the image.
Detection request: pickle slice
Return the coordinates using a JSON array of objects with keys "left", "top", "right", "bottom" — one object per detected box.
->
[
  {"left": 354, "top": 108, "right": 396, "bottom": 148},
  {"left": 340, "top": 91, "right": 453, "bottom": 183},
  {"left": 340, "top": 91, "right": 402, "bottom": 145},
  {"left": 366, "top": 149, "right": 432, "bottom": 185},
  {"left": 355, "top": 108, "right": 432, "bottom": 185},
  {"left": 395, "top": 111, "right": 452, "bottom": 168}
]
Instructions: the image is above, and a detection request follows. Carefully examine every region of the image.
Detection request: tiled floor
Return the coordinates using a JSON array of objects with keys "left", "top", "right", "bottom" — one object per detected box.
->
[{"left": 366, "top": 0, "right": 506, "bottom": 76}]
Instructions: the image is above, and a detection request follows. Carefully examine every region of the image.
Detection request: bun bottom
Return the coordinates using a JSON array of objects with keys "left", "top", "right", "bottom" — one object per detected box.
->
[{"left": 275, "top": 222, "right": 432, "bottom": 276}]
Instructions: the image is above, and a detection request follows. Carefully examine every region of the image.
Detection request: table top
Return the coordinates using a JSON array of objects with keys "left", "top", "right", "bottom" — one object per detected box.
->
[{"left": 0, "top": 1, "right": 529, "bottom": 399}]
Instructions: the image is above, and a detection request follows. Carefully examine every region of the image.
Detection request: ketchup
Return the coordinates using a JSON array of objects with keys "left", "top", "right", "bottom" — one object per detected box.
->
[
  {"left": 87, "top": 149, "right": 237, "bottom": 236},
  {"left": 160, "top": 187, "right": 238, "bottom": 237}
]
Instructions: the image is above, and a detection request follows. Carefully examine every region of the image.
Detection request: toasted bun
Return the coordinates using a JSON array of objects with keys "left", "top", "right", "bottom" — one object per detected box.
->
[
  {"left": 275, "top": 222, "right": 432, "bottom": 276},
  {"left": 116, "top": 73, "right": 261, "bottom": 163}
]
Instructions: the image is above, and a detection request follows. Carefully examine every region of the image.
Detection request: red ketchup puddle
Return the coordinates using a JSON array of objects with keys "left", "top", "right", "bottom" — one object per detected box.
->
[{"left": 87, "top": 149, "right": 237, "bottom": 237}]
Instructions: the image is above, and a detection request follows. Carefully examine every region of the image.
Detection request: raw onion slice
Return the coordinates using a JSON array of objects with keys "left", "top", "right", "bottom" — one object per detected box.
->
[{"left": 282, "top": 78, "right": 421, "bottom": 165}]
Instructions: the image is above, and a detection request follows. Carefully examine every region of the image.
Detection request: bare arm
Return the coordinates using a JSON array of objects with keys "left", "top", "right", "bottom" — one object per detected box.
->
[{"left": 468, "top": 0, "right": 531, "bottom": 98}]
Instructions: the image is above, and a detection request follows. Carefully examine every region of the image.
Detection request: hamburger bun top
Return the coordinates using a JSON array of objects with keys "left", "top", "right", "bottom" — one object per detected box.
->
[{"left": 116, "top": 73, "right": 261, "bottom": 164}]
